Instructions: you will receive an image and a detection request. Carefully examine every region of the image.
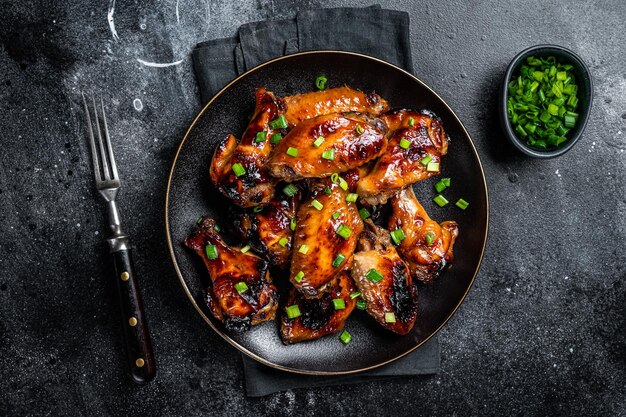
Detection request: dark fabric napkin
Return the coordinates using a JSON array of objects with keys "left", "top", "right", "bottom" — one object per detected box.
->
[{"left": 191, "top": 5, "right": 439, "bottom": 397}]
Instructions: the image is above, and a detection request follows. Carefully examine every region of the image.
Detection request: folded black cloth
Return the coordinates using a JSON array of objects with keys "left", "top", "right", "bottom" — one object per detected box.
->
[{"left": 191, "top": 5, "right": 438, "bottom": 397}]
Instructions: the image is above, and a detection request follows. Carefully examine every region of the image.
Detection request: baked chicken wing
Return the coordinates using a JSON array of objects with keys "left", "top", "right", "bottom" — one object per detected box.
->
[
  {"left": 282, "top": 86, "right": 389, "bottom": 125},
  {"left": 289, "top": 177, "right": 364, "bottom": 297},
  {"left": 209, "top": 87, "right": 284, "bottom": 207},
  {"left": 230, "top": 190, "right": 299, "bottom": 269},
  {"left": 266, "top": 113, "right": 387, "bottom": 181},
  {"left": 388, "top": 187, "right": 459, "bottom": 282},
  {"left": 184, "top": 217, "right": 278, "bottom": 331},
  {"left": 280, "top": 271, "right": 356, "bottom": 344},
  {"left": 357, "top": 110, "right": 449, "bottom": 205},
  {"left": 351, "top": 221, "right": 418, "bottom": 335}
]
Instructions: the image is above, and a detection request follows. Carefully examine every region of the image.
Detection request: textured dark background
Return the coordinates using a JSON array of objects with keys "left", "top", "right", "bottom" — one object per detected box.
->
[{"left": 0, "top": 0, "right": 624, "bottom": 416}]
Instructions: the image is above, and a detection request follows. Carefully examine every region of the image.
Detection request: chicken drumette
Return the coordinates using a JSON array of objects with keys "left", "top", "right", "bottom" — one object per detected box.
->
[{"left": 388, "top": 187, "right": 459, "bottom": 282}]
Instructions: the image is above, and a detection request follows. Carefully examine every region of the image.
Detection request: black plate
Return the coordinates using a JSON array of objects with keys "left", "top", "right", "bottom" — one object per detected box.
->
[{"left": 166, "top": 51, "right": 489, "bottom": 374}]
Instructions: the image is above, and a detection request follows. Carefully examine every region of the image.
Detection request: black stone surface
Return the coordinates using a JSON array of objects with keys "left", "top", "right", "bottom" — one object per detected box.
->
[{"left": 0, "top": 1, "right": 624, "bottom": 416}]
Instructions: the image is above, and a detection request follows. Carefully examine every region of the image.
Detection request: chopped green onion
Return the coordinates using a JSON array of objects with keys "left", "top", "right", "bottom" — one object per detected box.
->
[
  {"left": 294, "top": 270, "right": 304, "bottom": 283},
  {"left": 278, "top": 237, "right": 289, "bottom": 247},
  {"left": 214, "top": 225, "right": 221, "bottom": 232},
  {"left": 255, "top": 131, "right": 267, "bottom": 142},
  {"left": 298, "top": 244, "right": 309, "bottom": 254},
  {"left": 321, "top": 149, "right": 335, "bottom": 160},
  {"left": 197, "top": 216, "right": 203, "bottom": 224},
  {"left": 346, "top": 193, "right": 358, "bottom": 202},
  {"left": 283, "top": 183, "right": 298, "bottom": 197},
  {"left": 336, "top": 224, "right": 352, "bottom": 239},
  {"left": 270, "top": 133, "right": 282, "bottom": 144},
  {"left": 332, "top": 253, "right": 346, "bottom": 268},
  {"left": 350, "top": 292, "right": 361, "bottom": 300},
  {"left": 365, "top": 268, "right": 383, "bottom": 283},
  {"left": 285, "top": 305, "right": 301, "bottom": 319},
  {"left": 269, "top": 114, "right": 288, "bottom": 129},
  {"left": 355, "top": 125, "right": 364, "bottom": 135},
  {"left": 324, "top": 187, "right": 332, "bottom": 194},
  {"left": 331, "top": 173, "right": 339, "bottom": 183},
  {"left": 240, "top": 245, "right": 251, "bottom": 253},
  {"left": 315, "top": 75, "right": 327, "bottom": 90},
  {"left": 456, "top": 198, "right": 469, "bottom": 210},
  {"left": 356, "top": 299, "right": 367, "bottom": 310},
  {"left": 253, "top": 206, "right": 263, "bottom": 213},
  {"left": 358, "top": 208, "right": 371, "bottom": 220},
  {"left": 442, "top": 178, "right": 451, "bottom": 187},
  {"left": 205, "top": 244, "right": 218, "bottom": 260},
  {"left": 290, "top": 217, "right": 296, "bottom": 231},
  {"left": 313, "top": 136, "right": 325, "bottom": 147},
  {"left": 408, "top": 117, "right": 415, "bottom": 127},
  {"left": 338, "top": 177, "right": 348, "bottom": 191},
  {"left": 434, "top": 179, "right": 447, "bottom": 193},
  {"left": 286, "top": 147, "right": 299, "bottom": 157},
  {"left": 384, "top": 312, "right": 396, "bottom": 323},
  {"left": 426, "top": 161, "right": 440, "bottom": 172},
  {"left": 333, "top": 298, "right": 346, "bottom": 310},
  {"left": 232, "top": 163, "right": 246, "bottom": 177},
  {"left": 390, "top": 228, "right": 406, "bottom": 245},
  {"left": 234, "top": 281, "right": 249, "bottom": 294},
  {"left": 434, "top": 194, "right": 449, "bottom": 207},
  {"left": 311, "top": 199, "right": 323, "bottom": 210},
  {"left": 332, "top": 212, "right": 341, "bottom": 220},
  {"left": 399, "top": 138, "right": 411, "bottom": 149},
  {"left": 339, "top": 330, "right": 352, "bottom": 345},
  {"left": 563, "top": 114, "right": 576, "bottom": 128},
  {"left": 420, "top": 156, "right": 432, "bottom": 166},
  {"left": 425, "top": 232, "right": 435, "bottom": 247}
]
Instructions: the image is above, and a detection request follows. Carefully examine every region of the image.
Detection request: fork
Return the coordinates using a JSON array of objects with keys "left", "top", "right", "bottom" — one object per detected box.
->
[{"left": 82, "top": 93, "right": 156, "bottom": 384}]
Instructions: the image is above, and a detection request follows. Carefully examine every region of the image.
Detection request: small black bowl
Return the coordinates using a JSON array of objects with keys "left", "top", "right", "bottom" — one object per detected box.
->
[{"left": 499, "top": 44, "right": 593, "bottom": 158}]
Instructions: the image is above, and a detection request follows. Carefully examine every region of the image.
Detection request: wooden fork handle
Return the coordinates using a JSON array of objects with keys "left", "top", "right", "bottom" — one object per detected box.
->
[{"left": 112, "top": 248, "right": 156, "bottom": 384}]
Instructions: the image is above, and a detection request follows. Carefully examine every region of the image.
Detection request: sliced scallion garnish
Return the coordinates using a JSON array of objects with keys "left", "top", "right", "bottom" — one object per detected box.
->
[
  {"left": 232, "top": 163, "right": 246, "bottom": 177},
  {"left": 234, "top": 281, "right": 249, "bottom": 294},
  {"left": 336, "top": 224, "right": 352, "bottom": 239},
  {"left": 285, "top": 305, "right": 301, "bottom": 319},
  {"left": 286, "top": 147, "right": 299, "bottom": 157},
  {"left": 205, "top": 244, "right": 218, "bottom": 260},
  {"left": 311, "top": 199, "right": 323, "bottom": 210},
  {"left": 365, "top": 268, "right": 383, "bottom": 283}
]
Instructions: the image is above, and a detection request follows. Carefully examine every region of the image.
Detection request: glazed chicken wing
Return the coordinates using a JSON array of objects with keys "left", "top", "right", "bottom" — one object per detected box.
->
[
  {"left": 209, "top": 87, "right": 284, "bottom": 207},
  {"left": 357, "top": 110, "right": 449, "bottom": 205},
  {"left": 388, "top": 187, "right": 459, "bottom": 282},
  {"left": 230, "top": 190, "right": 299, "bottom": 269},
  {"left": 184, "top": 217, "right": 278, "bottom": 331},
  {"left": 351, "top": 221, "right": 418, "bottom": 335},
  {"left": 266, "top": 113, "right": 387, "bottom": 181},
  {"left": 282, "top": 86, "right": 389, "bottom": 125},
  {"left": 290, "top": 177, "right": 364, "bottom": 297},
  {"left": 280, "top": 271, "right": 356, "bottom": 344}
]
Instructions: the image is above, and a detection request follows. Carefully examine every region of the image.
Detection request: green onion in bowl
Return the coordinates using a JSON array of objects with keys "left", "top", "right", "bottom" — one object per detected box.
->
[{"left": 506, "top": 55, "right": 580, "bottom": 150}]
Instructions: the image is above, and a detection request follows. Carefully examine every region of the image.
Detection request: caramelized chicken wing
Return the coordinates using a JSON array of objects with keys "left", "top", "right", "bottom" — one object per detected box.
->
[
  {"left": 280, "top": 272, "right": 356, "bottom": 344},
  {"left": 267, "top": 113, "right": 387, "bottom": 181},
  {"left": 351, "top": 221, "right": 418, "bottom": 335},
  {"left": 290, "top": 177, "right": 364, "bottom": 297},
  {"left": 184, "top": 217, "right": 278, "bottom": 331},
  {"left": 282, "top": 86, "right": 389, "bottom": 125},
  {"left": 388, "top": 187, "right": 459, "bottom": 282},
  {"left": 230, "top": 190, "right": 299, "bottom": 269},
  {"left": 357, "top": 110, "right": 449, "bottom": 205},
  {"left": 209, "top": 88, "right": 284, "bottom": 207}
]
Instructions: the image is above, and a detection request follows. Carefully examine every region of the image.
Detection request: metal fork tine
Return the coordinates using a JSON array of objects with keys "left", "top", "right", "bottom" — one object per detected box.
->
[
  {"left": 100, "top": 97, "right": 119, "bottom": 181},
  {"left": 92, "top": 96, "right": 111, "bottom": 181},
  {"left": 82, "top": 92, "right": 102, "bottom": 182}
]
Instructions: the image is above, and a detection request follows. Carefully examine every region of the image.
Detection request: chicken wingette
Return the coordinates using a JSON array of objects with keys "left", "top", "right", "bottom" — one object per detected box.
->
[
  {"left": 267, "top": 112, "right": 387, "bottom": 181},
  {"left": 184, "top": 217, "right": 278, "bottom": 331},
  {"left": 351, "top": 221, "right": 418, "bottom": 335},
  {"left": 210, "top": 87, "right": 285, "bottom": 207},
  {"left": 358, "top": 110, "right": 449, "bottom": 205}
]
